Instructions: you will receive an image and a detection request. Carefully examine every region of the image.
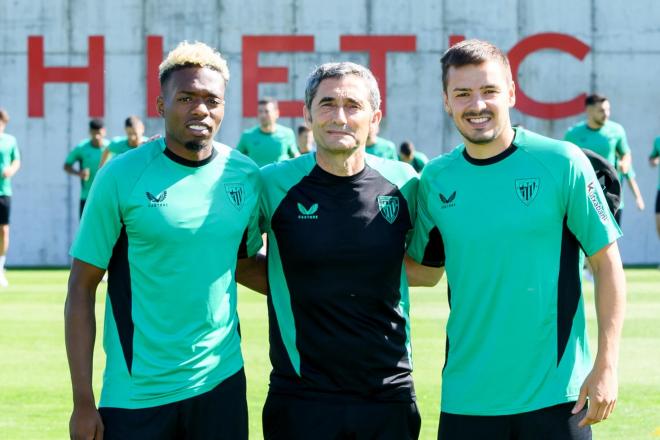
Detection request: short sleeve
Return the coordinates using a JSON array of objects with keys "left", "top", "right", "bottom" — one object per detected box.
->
[
  {"left": 10, "top": 139, "right": 19, "bottom": 161},
  {"left": 565, "top": 147, "right": 622, "bottom": 256},
  {"left": 242, "top": 171, "right": 264, "bottom": 258},
  {"left": 64, "top": 146, "right": 80, "bottom": 166},
  {"left": 408, "top": 170, "right": 445, "bottom": 267},
  {"left": 70, "top": 166, "right": 123, "bottom": 269},
  {"left": 652, "top": 138, "right": 660, "bottom": 158},
  {"left": 236, "top": 133, "right": 248, "bottom": 155},
  {"left": 287, "top": 131, "right": 300, "bottom": 158},
  {"left": 615, "top": 127, "right": 631, "bottom": 156}
]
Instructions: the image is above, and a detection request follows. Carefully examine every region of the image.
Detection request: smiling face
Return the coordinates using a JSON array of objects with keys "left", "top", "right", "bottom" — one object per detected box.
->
[
  {"left": 443, "top": 60, "right": 515, "bottom": 151},
  {"left": 303, "top": 74, "right": 381, "bottom": 156},
  {"left": 157, "top": 66, "right": 226, "bottom": 152}
]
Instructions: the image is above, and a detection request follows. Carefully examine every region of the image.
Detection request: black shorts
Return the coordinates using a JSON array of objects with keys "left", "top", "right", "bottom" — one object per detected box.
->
[
  {"left": 263, "top": 393, "right": 421, "bottom": 440},
  {"left": 438, "top": 402, "right": 591, "bottom": 440},
  {"left": 0, "top": 196, "right": 10, "bottom": 225},
  {"left": 614, "top": 209, "right": 622, "bottom": 227},
  {"left": 99, "top": 368, "right": 248, "bottom": 440},
  {"left": 655, "top": 190, "right": 660, "bottom": 214}
]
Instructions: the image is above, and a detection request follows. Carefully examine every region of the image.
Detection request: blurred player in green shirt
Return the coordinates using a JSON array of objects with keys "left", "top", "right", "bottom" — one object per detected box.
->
[
  {"left": 0, "top": 108, "right": 21, "bottom": 287},
  {"left": 651, "top": 137, "right": 660, "bottom": 240},
  {"left": 564, "top": 94, "right": 632, "bottom": 174},
  {"left": 63, "top": 119, "right": 109, "bottom": 216},
  {"left": 399, "top": 140, "right": 429, "bottom": 173},
  {"left": 98, "top": 116, "right": 148, "bottom": 168},
  {"left": 365, "top": 124, "right": 397, "bottom": 160},
  {"left": 236, "top": 97, "right": 298, "bottom": 166}
]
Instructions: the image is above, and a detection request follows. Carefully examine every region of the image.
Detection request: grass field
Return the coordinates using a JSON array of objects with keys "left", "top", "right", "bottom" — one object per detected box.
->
[{"left": 1, "top": 268, "right": 659, "bottom": 439}]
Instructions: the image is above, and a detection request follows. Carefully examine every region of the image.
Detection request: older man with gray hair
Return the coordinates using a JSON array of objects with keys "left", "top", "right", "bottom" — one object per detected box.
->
[{"left": 252, "top": 62, "right": 422, "bottom": 439}]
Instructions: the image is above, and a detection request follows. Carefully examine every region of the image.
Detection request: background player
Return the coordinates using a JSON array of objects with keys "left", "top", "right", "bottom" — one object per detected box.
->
[
  {"left": 65, "top": 41, "right": 261, "bottom": 440},
  {"left": 98, "top": 116, "right": 148, "bottom": 168},
  {"left": 565, "top": 94, "right": 632, "bottom": 175},
  {"left": 399, "top": 140, "right": 429, "bottom": 173},
  {"left": 651, "top": 137, "right": 660, "bottom": 242},
  {"left": 236, "top": 97, "right": 299, "bottom": 166},
  {"left": 0, "top": 108, "right": 20, "bottom": 287},
  {"left": 365, "top": 123, "right": 397, "bottom": 159},
  {"left": 295, "top": 125, "right": 314, "bottom": 154},
  {"left": 63, "top": 119, "right": 109, "bottom": 217},
  {"left": 408, "top": 39, "right": 626, "bottom": 440}
]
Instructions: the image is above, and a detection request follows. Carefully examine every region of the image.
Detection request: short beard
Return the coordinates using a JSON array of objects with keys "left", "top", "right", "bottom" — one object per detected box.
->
[{"left": 184, "top": 140, "right": 209, "bottom": 152}]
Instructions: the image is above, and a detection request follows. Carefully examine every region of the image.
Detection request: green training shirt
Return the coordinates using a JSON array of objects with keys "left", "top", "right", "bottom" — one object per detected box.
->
[
  {"left": 0, "top": 133, "right": 20, "bottom": 196},
  {"left": 65, "top": 138, "right": 109, "bottom": 200},
  {"left": 70, "top": 139, "right": 262, "bottom": 409},
  {"left": 105, "top": 135, "right": 149, "bottom": 161},
  {"left": 366, "top": 136, "right": 398, "bottom": 160},
  {"left": 236, "top": 124, "right": 298, "bottom": 167},
  {"left": 408, "top": 128, "right": 621, "bottom": 416},
  {"left": 652, "top": 137, "right": 660, "bottom": 190},
  {"left": 564, "top": 120, "right": 630, "bottom": 165},
  {"left": 260, "top": 153, "right": 418, "bottom": 401}
]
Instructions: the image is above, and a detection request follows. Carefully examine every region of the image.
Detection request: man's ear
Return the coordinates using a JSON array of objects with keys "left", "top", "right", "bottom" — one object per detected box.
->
[
  {"left": 156, "top": 96, "right": 165, "bottom": 117},
  {"left": 443, "top": 93, "right": 451, "bottom": 115},
  {"left": 303, "top": 105, "right": 312, "bottom": 125}
]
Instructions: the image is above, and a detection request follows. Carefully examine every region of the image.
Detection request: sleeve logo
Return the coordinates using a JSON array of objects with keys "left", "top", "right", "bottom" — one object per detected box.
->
[
  {"left": 515, "top": 178, "right": 540, "bottom": 206},
  {"left": 587, "top": 181, "right": 609, "bottom": 223},
  {"left": 225, "top": 184, "right": 245, "bottom": 210},
  {"left": 377, "top": 195, "right": 400, "bottom": 224}
]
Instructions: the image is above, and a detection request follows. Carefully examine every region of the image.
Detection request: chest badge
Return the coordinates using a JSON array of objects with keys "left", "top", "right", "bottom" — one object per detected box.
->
[
  {"left": 225, "top": 184, "right": 245, "bottom": 210},
  {"left": 515, "top": 178, "right": 540, "bottom": 206},
  {"left": 377, "top": 196, "right": 399, "bottom": 224}
]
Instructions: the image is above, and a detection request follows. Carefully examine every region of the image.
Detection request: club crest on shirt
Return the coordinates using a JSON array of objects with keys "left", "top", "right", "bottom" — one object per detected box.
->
[
  {"left": 225, "top": 184, "right": 245, "bottom": 210},
  {"left": 146, "top": 191, "right": 168, "bottom": 207},
  {"left": 515, "top": 178, "right": 540, "bottom": 206},
  {"left": 377, "top": 196, "right": 399, "bottom": 224}
]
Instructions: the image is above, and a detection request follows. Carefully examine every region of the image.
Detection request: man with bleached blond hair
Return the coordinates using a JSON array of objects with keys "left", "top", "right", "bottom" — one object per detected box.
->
[{"left": 65, "top": 41, "right": 261, "bottom": 440}]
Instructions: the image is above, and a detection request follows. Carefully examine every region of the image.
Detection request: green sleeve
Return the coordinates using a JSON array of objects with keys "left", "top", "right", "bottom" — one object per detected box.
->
[
  {"left": 64, "top": 146, "right": 81, "bottom": 166},
  {"left": 616, "top": 127, "right": 631, "bottom": 156},
  {"left": 70, "top": 166, "right": 123, "bottom": 269},
  {"left": 245, "top": 171, "right": 264, "bottom": 257},
  {"left": 408, "top": 169, "right": 444, "bottom": 267},
  {"left": 403, "top": 175, "right": 418, "bottom": 246},
  {"left": 565, "top": 147, "right": 622, "bottom": 256},
  {"left": 10, "top": 141, "right": 20, "bottom": 161},
  {"left": 236, "top": 133, "right": 248, "bottom": 155},
  {"left": 563, "top": 128, "right": 575, "bottom": 142},
  {"left": 287, "top": 132, "right": 299, "bottom": 158},
  {"left": 652, "top": 138, "right": 660, "bottom": 158}
]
